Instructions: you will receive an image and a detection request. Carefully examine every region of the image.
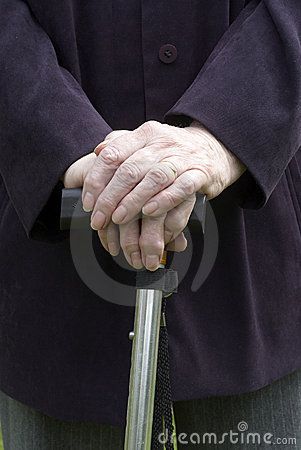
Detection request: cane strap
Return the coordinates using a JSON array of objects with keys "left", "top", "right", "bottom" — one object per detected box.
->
[{"left": 151, "top": 297, "right": 175, "bottom": 449}]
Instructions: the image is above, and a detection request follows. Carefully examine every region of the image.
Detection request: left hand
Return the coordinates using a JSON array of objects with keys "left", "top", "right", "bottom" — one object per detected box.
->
[{"left": 82, "top": 120, "right": 245, "bottom": 228}]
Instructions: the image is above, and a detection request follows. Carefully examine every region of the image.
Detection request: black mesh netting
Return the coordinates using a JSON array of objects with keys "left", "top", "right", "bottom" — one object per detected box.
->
[{"left": 151, "top": 297, "right": 175, "bottom": 450}]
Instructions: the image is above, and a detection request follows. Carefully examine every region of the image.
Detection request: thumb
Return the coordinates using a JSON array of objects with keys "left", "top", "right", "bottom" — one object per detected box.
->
[
  {"left": 166, "top": 232, "right": 187, "bottom": 252},
  {"left": 62, "top": 153, "right": 97, "bottom": 188}
]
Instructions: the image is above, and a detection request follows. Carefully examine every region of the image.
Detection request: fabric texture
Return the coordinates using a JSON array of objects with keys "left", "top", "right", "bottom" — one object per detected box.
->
[
  {"left": 1, "top": 369, "right": 301, "bottom": 449},
  {"left": 0, "top": 0, "right": 300, "bottom": 427},
  {"left": 165, "top": 0, "right": 301, "bottom": 210},
  {"left": 0, "top": 0, "right": 112, "bottom": 239}
]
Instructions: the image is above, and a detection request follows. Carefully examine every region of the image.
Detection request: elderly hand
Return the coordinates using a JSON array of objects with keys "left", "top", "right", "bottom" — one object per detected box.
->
[
  {"left": 63, "top": 150, "right": 192, "bottom": 270},
  {"left": 83, "top": 120, "right": 245, "bottom": 228},
  {"left": 97, "top": 203, "right": 192, "bottom": 270}
]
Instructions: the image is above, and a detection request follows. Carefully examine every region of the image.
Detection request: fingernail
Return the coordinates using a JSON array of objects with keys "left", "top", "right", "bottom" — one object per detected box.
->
[
  {"left": 142, "top": 201, "right": 158, "bottom": 215},
  {"left": 112, "top": 205, "right": 127, "bottom": 224},
  {"left": 83, "top": 192, "right": 94, "bottom": 212},
  {"left": 131, "top": 251, "right": 143, "bottom": 269},
  {"left": 91, "top": 211, "right": 106, "bottom": 230},
  {"left": 108, "top": 242, "right": 120, "bottom": 256},
  {"left": 145, "top": 255, "right": 160, "bottom": 271}
]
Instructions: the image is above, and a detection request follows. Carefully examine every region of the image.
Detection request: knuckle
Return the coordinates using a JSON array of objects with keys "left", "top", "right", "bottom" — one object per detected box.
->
[
  {"left": 104, "top": 131, "right": 116, "bottom": 141},
  {"left": 147, "top": 120, "right": 161, "bottom": 130},
  {"left": 121, "top": 240, "right": 139, "bottom": 254},
  {"left": 147, "top": 167, "right": 170, "bottom": 187},
  {"left": 116, "top": 162, "right": 141, "bottom": 185},
  {"left": 105, "top": 130, "right": 123, "bottom": 141},
  {"left": 181, "top": 177, "right": 196, "bottom": 196},
  {"left": 123, "top": 195, "right": 140, "bottom": 212},
  {"left": 85, "top": 170, "right": 102, "bottom": 190},
  {"left": 200, "top": 167, "right": 225, "bottom": 198},
  {"left": 99, "top": 145, "right": 121, "bottom": 165},
  {"left": 139, "top": 235, "right": 164, "bottom": 253},
  {"left": 106, "top": 226, "right": 117, "bottom": 240},
  {"left": 95, "top": 197, "right": 115, "bottom": 212},
  {"left": 139, "top": 120, "right": 160, "bottom": 138},
  {"left": 205, "top": 180, "right": 223, "bottom": 199},
  {"left": 161, "top": 190, "right": 177, "bottom": 208}
]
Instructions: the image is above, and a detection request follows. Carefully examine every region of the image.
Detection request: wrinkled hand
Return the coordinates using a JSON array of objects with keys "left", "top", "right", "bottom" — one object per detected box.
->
[
  {"left": 63, "top": 151, "right": 191, "bottom": 270},
  {"left": 83, "top": 120, "right": 245, "bottom": 228},
  {"left": 96, "top": 203, "right": 192, "bottom": 270}
]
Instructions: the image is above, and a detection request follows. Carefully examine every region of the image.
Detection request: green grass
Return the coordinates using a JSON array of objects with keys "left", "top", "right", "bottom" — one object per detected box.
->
[{"left": 0, "top": 428, "right": 3, "bottom": 450}]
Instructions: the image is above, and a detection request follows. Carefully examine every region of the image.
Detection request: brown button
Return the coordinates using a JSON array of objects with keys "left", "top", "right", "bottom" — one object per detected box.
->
[{"left": 159, "top": 44, "right": 178, "bottom": 64}]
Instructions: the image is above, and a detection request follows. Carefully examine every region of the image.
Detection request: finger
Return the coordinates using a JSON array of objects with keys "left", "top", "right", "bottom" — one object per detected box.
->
[
  {"left": 140, "top": 214, "right": 166, "bottom": 271},
  {"left": 166, "top": 233, "right": 187, "bottom": 252},
  {"left": 97, "top": 221, "right": 120, "bottom": 256},
  {"left": 97, "top": 229, "right": 108, "bottom": 252},
  {"left": 94, "top": 130, "right": 131, "bottom": 156},
  {"left": 82, "top": 125, "right": 149, "bottom": 213},
  {"left": 63, "top": 153, "right": 97, "bottom": 188},
  {"left": 111, "top": 160, "right": 179, "bottom": 225},
  {"left": 119, "top": 217, "right": 143, "bottom": 269},
  {"left": 91, "top": 156, "right": 150, "bottom": 230},
  {"left": 164, "top": 195, "right": 196, "bottom": 244},
  {"left": 106, "top": 221, "right": 120, "bottom": 256},
  {"left": 142, "top": 169, "right": 206, "bottom": 217},
  {"left": 92, "top": 145, "right": 173, "bottom": 229}
]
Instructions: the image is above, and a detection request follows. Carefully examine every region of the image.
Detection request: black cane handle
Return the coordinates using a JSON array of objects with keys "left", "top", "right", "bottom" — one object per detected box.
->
[{"left": 60, "top": 188, "right": 206, "bottom": 233}]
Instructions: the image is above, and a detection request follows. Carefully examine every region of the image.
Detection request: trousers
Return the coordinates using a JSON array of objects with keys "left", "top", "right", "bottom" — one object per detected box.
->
[{"left": 1, "top": 369, "right": 300, "bottom": 449}]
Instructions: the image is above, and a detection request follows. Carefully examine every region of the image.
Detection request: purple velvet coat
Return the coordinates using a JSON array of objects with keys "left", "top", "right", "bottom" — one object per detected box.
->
[{"left": 0, "top": 0, "right": 300, "bottom": 426}]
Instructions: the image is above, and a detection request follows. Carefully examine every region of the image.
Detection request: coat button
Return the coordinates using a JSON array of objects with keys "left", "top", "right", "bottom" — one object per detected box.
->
[{"left": 159, "top": 44, "right": 178, "bottom": 64}]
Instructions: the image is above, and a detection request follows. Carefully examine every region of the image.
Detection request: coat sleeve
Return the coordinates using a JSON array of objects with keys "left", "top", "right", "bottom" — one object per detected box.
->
[
  {"left": 165, "top": 0, "right": 301, "bottom": 209},
  {"left": 0, "top": 0, "right": 112, "bottom": 239}
]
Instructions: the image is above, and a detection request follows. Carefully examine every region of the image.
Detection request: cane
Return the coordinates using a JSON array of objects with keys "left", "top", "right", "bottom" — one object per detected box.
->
[{"left": 60, "top": 189, "right": 206, "bottom": 450}]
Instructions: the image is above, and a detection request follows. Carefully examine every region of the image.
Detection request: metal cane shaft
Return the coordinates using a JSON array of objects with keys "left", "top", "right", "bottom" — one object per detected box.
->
[{"left": 124, "top": 287, "right": 163, "bottom": 449}]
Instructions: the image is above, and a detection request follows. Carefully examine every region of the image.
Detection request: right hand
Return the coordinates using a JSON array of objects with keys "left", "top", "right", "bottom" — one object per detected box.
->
[
  {"left": 63, "top": 152, "right": 97, "bottom": 189},
  {"left": 63, "top": 152, "right": 189, "bottom": 270}
]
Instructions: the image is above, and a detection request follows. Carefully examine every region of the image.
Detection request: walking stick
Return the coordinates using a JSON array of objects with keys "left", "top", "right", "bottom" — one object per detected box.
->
[
  {"left": 60, "top": 188, "right": 206, "bottom": 450},
  {"left": 124, "top": 252, "right": 168, "bottom": 449}
]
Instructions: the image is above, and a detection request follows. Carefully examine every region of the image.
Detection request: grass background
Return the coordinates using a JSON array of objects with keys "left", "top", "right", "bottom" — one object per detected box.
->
[{"left": 0, "top": 429, "right": 3, "bottom": 450}]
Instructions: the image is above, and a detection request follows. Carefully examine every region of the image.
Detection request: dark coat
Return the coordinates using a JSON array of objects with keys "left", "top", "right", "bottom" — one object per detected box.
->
[{"left": 0, "top": 0, "right": 300, "bottom": 426}]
